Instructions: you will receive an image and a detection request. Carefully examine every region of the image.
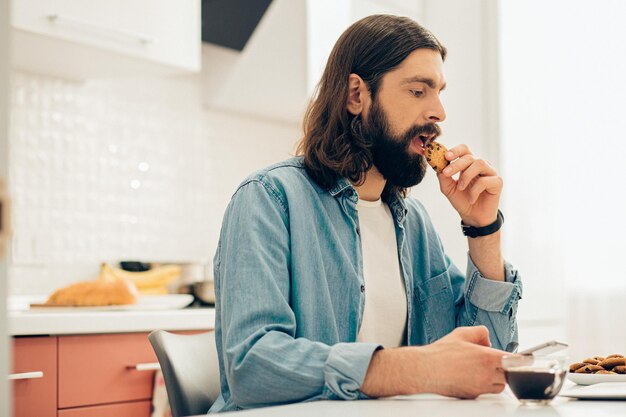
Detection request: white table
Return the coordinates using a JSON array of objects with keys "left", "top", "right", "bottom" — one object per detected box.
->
[{"left": 205, "top": 386, "right": 626, "bottom": 417}]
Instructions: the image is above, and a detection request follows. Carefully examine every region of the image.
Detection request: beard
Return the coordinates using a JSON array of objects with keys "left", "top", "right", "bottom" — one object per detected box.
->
[{"left": 360, "top": 99, "right": 441, "bottom": 189}]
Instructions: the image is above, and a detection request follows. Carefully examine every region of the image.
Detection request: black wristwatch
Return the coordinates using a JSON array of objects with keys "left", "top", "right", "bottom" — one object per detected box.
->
[{"left": 461, "top": 210, "right": 504, "bottom": 238}]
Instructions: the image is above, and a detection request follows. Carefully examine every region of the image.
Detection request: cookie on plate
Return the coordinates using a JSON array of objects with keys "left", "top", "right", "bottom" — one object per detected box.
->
[
  {"left": 599, "top": 357, "right": 626, "bottom": 369},
  {"left": 612, "top": 365, "right": 626, "bottom": 374},
  {"left": 575, "top": 365, "right": 604, "bottom": 373},
  {"left": 569, "top": 362, "right": 588, "bottom": 372}
]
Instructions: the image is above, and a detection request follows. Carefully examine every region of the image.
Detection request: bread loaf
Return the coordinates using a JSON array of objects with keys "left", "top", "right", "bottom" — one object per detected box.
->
[{"left": 45, "top": 278, "right": 138, "bottom": 306}]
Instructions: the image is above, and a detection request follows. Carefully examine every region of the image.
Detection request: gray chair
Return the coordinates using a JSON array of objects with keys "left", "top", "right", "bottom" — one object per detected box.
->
[{"left": 148, "top": 330, "right": 221, "bottom": 417}]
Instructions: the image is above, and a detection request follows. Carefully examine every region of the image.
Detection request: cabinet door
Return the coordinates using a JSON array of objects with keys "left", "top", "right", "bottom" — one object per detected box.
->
[
  {"left": 11, "top": 0, "right": 200, "bottom": 78},
  {"left": 57, "top": 400, "right": 151, "bottom": 417},
  {"left": 11, "top": 337, "right": 57, "bottom": 417},
  {"left": 58, "top": 332, "right": 158, "bottom": 408}
]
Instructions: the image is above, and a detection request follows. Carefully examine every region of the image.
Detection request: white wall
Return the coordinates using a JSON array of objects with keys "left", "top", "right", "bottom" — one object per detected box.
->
[
  {"left": 500, "top": 0, "right": 626, "bottom": 359},
  {"left": 414, "top": 0, "right": 500, "bottom": 271},
  {"left": 8, "top": 68, "right": 299, "bottom": 295}
]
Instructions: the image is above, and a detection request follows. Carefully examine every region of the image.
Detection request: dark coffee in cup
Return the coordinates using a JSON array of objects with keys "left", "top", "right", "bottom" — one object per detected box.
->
[{"left": 505, "top": 369, "right": 566, "bottom": 400}]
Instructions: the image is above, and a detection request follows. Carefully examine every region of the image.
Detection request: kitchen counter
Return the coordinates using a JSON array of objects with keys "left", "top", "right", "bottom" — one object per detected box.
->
[{"left": 8, "top": 305, "right": 215, "bottom": 336}]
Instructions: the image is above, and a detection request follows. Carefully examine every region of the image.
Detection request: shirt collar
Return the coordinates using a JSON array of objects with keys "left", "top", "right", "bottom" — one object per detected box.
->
[
  {"left": 328, "top": 176, "right": 408, "bottom": 224},
  {"left": 385, "top": 191, "right": 408, "bottom": 224},
  {"left": 328, "top": 177, "right": 354, "bottom": 197}
]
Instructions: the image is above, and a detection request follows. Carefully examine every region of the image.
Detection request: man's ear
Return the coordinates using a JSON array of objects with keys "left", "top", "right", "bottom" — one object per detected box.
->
[{"left": 346, "top": 73, "right": 369, "bottom": 116}]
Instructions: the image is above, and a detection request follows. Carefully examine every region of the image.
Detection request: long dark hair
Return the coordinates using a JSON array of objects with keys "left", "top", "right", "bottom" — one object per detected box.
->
[{"left": 296, "top": 15, "right": 446, "bottom": 198}]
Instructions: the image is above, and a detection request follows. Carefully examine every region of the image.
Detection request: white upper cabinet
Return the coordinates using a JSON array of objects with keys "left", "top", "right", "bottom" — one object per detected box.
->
[{"left": 11, "top": 0, "right": 201, "bottom": 79}]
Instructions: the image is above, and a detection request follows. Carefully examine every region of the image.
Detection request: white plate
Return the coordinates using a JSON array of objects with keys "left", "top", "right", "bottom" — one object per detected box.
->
[
  {"left": 561, "top": 382, "right": 626, "bottom": 399},
  {"left": 28, "top": 294, "right": 194, "bottom": 312},
  {"left": 567, "top": 372, "right": 626, "bottom": 385}
]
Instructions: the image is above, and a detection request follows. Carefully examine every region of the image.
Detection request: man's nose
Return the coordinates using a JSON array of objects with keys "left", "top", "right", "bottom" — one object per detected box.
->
[{"left": 425, "top": 96, "right": 446, "bottom": 123}]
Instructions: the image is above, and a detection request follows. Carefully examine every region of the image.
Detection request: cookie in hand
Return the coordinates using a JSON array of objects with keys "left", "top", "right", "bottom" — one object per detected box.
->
[{"left": 425, "top": 140, "right": 450, "bottom": 174}]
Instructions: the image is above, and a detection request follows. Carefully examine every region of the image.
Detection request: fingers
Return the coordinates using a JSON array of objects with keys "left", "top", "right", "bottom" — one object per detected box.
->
[
  {"left": 429, "top": 328, "right": 509, "bottom": 399},
  {"left": 442, "top": 155, "right": 496, "bottom": 184},
  {"left": 441, "top": 154, "right": 476, "bottom": 177},
  {"left": 466, "top": 176, "right": 503, "bottom": 205},
  {"left": 445, "top": 144, "right": 472, "bottom": 160},
  {"left": 451, "top": 326, "right": 491, "bottom": 347},
  {"left": 456, "top": 160, "right": 497, "bottom": 190},
  {"left": 490, "top": 383, "right": 506, "bottom": 394},
  {"left": 491, "top": 363, "right": 507, "bottom": 385},
  {"left": 483, "top": 351, "right": 507, "bottom": 390}
]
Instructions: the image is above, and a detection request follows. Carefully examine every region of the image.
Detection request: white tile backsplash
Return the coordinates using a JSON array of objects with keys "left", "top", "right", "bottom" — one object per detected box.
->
[{"left": 8, "top": 71, "right": 299, "bottom": 295}]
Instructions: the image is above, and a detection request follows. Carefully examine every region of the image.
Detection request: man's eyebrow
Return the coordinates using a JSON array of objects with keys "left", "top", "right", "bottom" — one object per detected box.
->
[{"left": 402, "top": 76, "right": 447, "bottom": 91}]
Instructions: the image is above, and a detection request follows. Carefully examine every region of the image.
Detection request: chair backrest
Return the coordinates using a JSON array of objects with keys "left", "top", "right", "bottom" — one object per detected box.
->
[{"left": 148, "top": 330, "right": 221, "bottom": 417}]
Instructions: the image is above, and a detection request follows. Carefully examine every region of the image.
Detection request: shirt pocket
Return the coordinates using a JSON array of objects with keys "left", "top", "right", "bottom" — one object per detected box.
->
[{"left": 417, "top": 270, "right": 456, "bottom": 341}]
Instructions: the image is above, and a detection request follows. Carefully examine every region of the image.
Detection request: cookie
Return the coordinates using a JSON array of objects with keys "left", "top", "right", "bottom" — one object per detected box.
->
[
  {"left": 583, "top": 358, "right": 601, "bottom": 365},
  {"left": 575, "top": 365, "right": 604, "bottom": 373},
  {"left": 569, "top": 362, "right": 588, "bottom": 372},
  {"left": 606, "top": 354, "right": 624, "bottom": 359},
  {"left": 595, "top": 370, "right": 617, "bottom": 374},
  {"left": 599, "top": 357, "right": 626, "bottom": 369},
  {"left": 612, "top": 365, "right": 626, "bottom": 374},
  {"left": 425, "top": 141, "right": 450, "bottom": 174},
  {"left": 592, "top": 356, "right": 606, "bottom": 361}
]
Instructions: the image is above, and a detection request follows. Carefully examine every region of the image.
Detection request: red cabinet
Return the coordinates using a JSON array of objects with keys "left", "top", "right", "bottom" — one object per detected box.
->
[
  {"left": 11, "top": 336, "right": 57, "bottom": 417},
  {"left": 58, "top": 333, "right": 158, "bottom": 409},
  {"left": 11, "top": 329, "right": 210, "bottom": 417},
  {"left": 57, "top": 400, "right": 152, "bottom": 417}
]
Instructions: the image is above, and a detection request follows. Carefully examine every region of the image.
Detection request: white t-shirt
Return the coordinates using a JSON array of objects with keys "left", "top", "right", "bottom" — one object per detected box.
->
[{"left": 355, "top": 198, "right": 408, "bottom": 348}]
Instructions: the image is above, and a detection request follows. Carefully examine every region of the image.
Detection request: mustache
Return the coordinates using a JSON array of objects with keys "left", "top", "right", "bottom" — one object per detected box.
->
[{"left": 403, "top": 123, "right": 441, "bottom": 142}]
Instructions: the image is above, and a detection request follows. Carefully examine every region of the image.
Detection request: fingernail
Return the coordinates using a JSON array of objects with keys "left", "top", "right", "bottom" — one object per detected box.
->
[
  {"left": 443, "top": 166, "right": 452, "bottom": 175},
  {"left": 446, "top": 151, "right": 454, "bottom": 159},
  {"left": 458, "top": 180, "right": 464, "bottom": 189}
]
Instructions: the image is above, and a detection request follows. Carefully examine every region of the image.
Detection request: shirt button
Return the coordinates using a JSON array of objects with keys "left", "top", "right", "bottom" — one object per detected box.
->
[{"left": 360, "top": 284, "right": 365, "bottom": 293}]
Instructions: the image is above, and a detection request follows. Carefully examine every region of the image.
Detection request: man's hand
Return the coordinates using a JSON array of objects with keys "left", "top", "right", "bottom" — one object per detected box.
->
[
  {"left": 434, "top": 143, "right": 505, "bottom": 280},
  {"left": 436, "top": 144, "right": 502, "bottom": 227},
  {"left": 414, "top": 326, "right": 507, "bottom": 398},
  {"left": 360, "top": 326, "right": 507, "bottom": 398}
]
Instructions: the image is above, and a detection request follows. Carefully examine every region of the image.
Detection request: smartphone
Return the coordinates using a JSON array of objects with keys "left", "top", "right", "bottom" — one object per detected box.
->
[{"left": 518, "top": 340, "right": 568, "bottom": 356}]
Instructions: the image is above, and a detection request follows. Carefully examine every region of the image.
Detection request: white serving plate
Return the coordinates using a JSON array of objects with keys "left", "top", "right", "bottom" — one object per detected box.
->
[
  {"left": 561, "top": 382, "right": 626, "bottom": 399},
  {"left": 567, "top": 372, "right": 626, "bottom": 386},
  {"left": 28, "top": 294, "right": 194, "bottom": 312}
]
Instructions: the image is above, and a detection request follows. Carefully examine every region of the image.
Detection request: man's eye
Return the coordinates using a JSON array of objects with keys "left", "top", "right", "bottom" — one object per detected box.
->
[{"left": 410, "top": 90, "right": 424, "bottom": 98}]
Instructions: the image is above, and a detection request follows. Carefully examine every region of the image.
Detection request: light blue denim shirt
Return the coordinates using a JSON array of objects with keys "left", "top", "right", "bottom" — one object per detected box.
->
[{"left": 209, "top": 157, "right": 522, "bottom": 413}]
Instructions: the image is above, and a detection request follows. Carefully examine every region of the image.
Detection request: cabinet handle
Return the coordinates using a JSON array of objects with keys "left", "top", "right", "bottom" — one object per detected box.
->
[
  {"left": 47, "top": 14, "right": 157, "bottom": 45},
  {"left": 128, "top": 362, "right": 161, "bottom": 371},
  {"left": 8, "top": 371, "right": 44, "bottom": 380}
]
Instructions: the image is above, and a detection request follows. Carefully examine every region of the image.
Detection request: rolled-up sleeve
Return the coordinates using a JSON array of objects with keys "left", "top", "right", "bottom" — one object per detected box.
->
[
  {"left": 323, "top": 343, "right": 382, "bottom": 400},
  {"left": 462, "top": 255, "right": 523, "bottom": 352}
]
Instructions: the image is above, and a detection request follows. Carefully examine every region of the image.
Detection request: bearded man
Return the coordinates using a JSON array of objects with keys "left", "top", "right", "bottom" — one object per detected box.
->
[{"left": 209, "top": 14, "right": 522, "bottom": 413}]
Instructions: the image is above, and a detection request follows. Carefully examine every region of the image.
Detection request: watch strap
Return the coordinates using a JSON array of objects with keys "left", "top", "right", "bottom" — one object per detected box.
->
[{"left": 461, "top": 210, "right": 504, "bottom": 238}]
